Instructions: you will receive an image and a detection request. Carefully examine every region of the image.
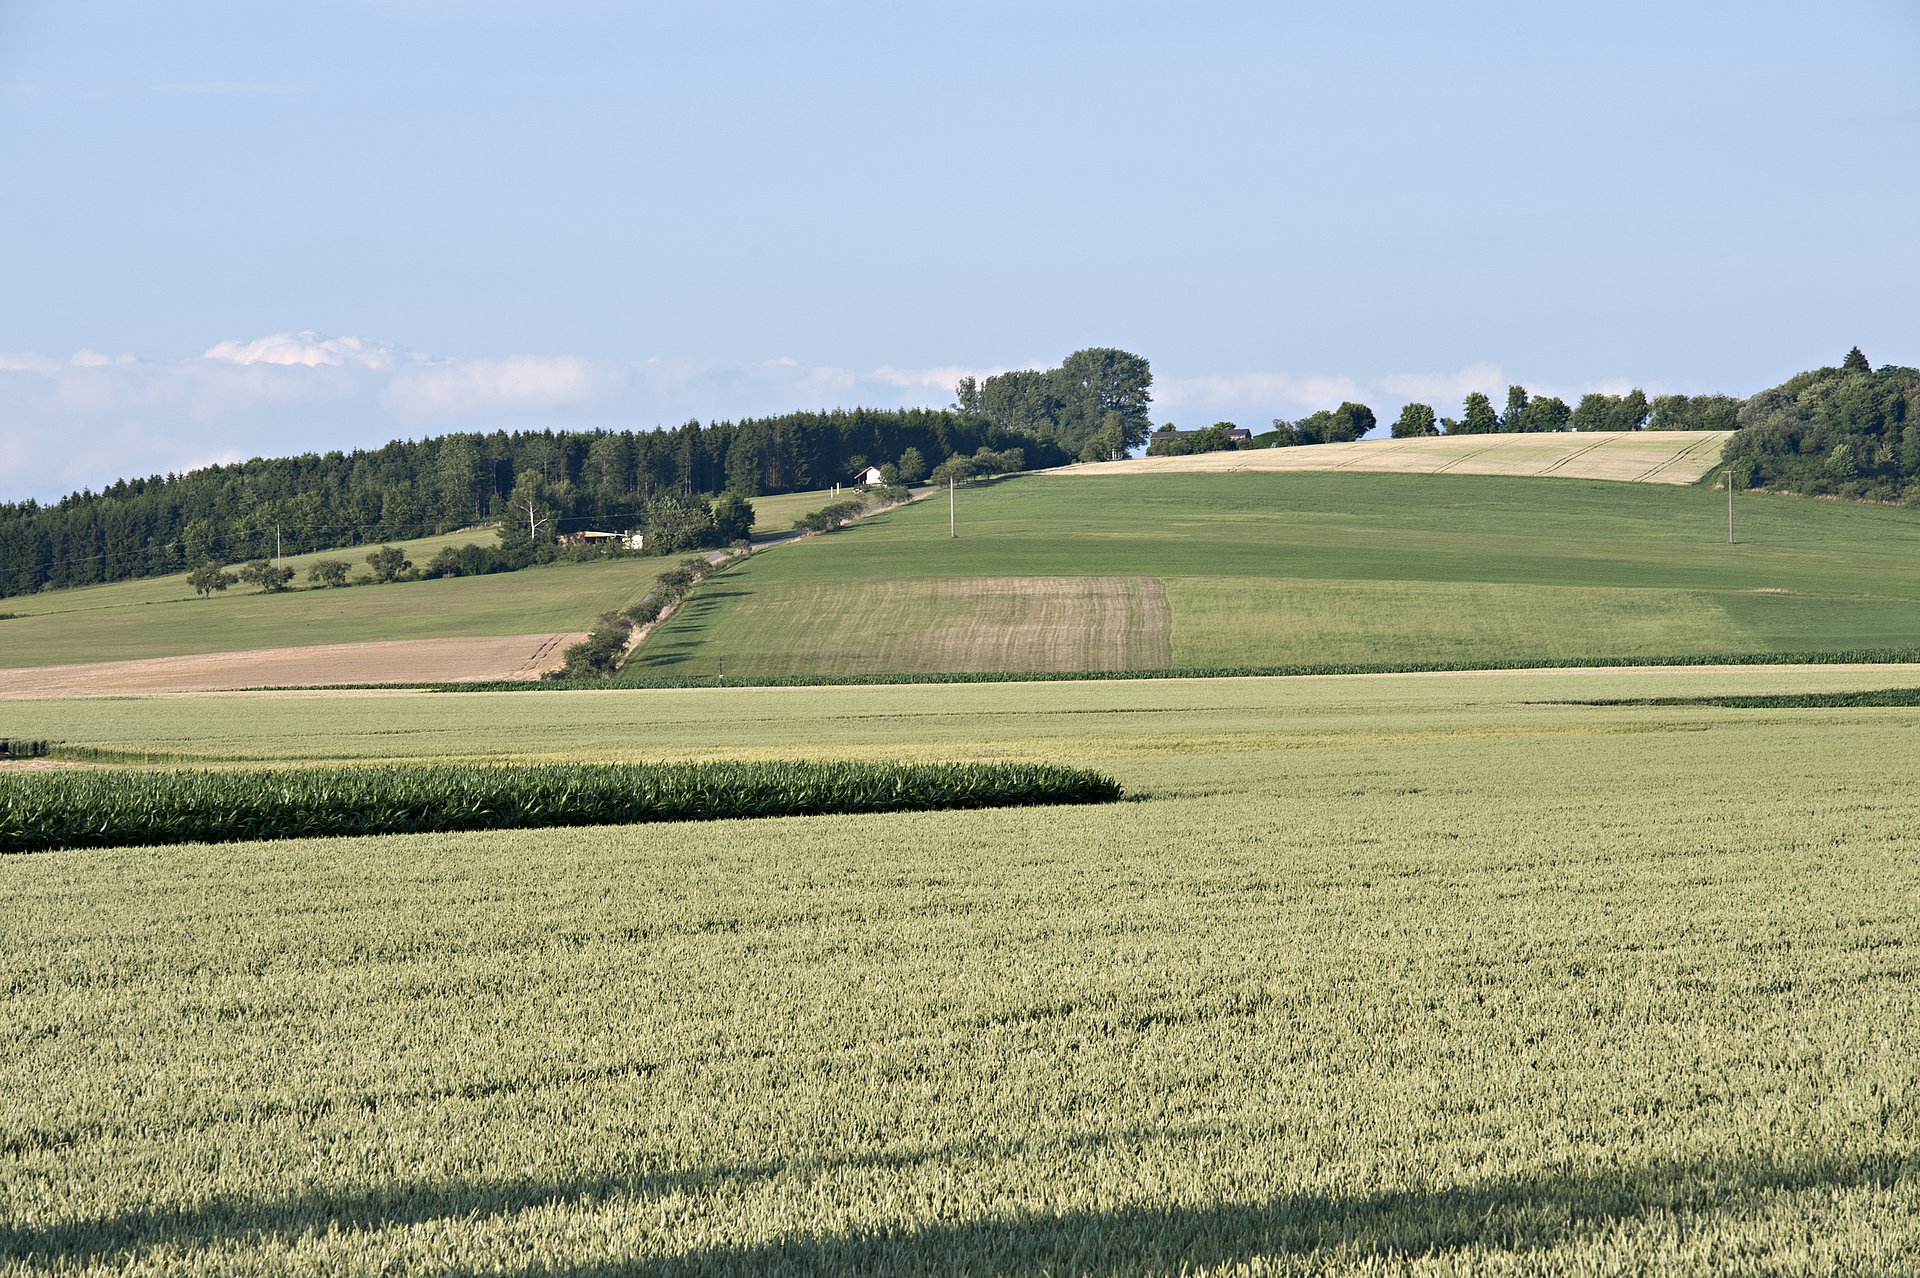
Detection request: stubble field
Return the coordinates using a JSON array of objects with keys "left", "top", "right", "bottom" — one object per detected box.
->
[
  {"left": 1044, "top": 430, "right": 1730, "bottom": 484},
  {"left": 5, "top": 666, "right": 1920, "bottom": 1273}
]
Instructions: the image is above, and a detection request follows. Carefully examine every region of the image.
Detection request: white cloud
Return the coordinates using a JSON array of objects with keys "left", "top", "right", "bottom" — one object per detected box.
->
[
  {"left": 203, "top": 331, "right": 401, "bottom": 370},
  {"left": 1155, "top": 372, "right": 1371, "bottom": 423},
  {"left": 383, "top": 355, "right": 623, "bottom": 420},
  {"left": 1376, "top": 363, "right": 1511, "bottom": 405},
  {"left": 868, "top": 364, "right": 1006, "bottom": 401}
]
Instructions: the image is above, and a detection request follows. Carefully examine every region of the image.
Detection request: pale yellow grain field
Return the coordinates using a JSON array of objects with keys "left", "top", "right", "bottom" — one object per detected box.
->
[{"left": 1050, "top": 430, "right": 1730, "bottom": 484}]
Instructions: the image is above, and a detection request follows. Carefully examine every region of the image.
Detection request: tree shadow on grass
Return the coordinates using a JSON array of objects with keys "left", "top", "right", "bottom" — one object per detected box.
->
[{"left": 6, "top": 1136, "right": 1912, "bottom": 1273}]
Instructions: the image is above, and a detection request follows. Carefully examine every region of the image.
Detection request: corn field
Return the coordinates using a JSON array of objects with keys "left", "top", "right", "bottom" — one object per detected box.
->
[{"left": 0, "top": 760, "right": 1122, "bottom": 853}]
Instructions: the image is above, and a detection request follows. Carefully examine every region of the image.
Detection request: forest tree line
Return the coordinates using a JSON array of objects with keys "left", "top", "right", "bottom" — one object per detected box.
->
[
  {"left": 0, "top": 347, "right": 1151, "bottom": 599},
  {"left": 0, "top": 408, "right": 1062, "bottom": 598}
]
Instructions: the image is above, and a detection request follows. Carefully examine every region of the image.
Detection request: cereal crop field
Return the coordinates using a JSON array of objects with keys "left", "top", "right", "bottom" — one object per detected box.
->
[
  {"left": 1046, "top": 430, "right": 1730, "bottom": 484},
  {"left": 5, "top": 666, "right": 1920, "bottom": 1273}
]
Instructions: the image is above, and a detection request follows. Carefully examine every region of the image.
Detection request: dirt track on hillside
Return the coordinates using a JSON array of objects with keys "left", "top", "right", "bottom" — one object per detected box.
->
[{"left": 0, "top": 632, "right": 584, "bottom": 697}]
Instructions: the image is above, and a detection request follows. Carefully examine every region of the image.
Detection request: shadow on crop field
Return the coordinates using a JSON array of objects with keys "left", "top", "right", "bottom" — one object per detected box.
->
[{"left": 6, "top": 1139, "right": 1913, "bottom": 1270}]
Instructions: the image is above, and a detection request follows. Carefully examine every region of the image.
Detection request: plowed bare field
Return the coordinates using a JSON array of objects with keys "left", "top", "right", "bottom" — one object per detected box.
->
[
  {"left": 1048, "top": 430, "right": 1729, "bottom": 484},
  {"left": 0, "top": 632, "right": 582, "bottom": 697}
]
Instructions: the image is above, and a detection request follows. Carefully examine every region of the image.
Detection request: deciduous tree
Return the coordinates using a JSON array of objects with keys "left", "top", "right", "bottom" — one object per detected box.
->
[
  {"left": 186, "top": 563, "right": 234, "bottom": 598},
  {"left": 237, "top": 559, "right": 294, "bottom": 593},
  {"left": 365, "top": 545, "right": 410, "bottom": 583},
  {"left": 1390, "top": 403, "right": 1438, "bottom": 438},
  {"left": 1459, "top": 392, "right": 1499, "bottom": 435},
  {"left": 307, "top": 559, "right": 350, "bottom": 588}
]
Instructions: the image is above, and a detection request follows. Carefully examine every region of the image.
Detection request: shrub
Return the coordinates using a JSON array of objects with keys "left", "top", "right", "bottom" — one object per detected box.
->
[
  {"left": 237, "top": 560, "right": 295, "bottom": 593},
  {"left": 794, "top": 499, "right": 868, "bottom": 533},
  {"left": 307, "top": 559, "right": 351, "bottom": 588},
  {"left": 554, "top": 613, "right": 634, "bottom": 679}
]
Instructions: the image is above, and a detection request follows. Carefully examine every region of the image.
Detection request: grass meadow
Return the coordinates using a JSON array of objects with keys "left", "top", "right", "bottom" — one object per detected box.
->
[
  {"left": 744, "top": 486, "right": 858, "bottom": 536},
  {"left": 631, "top": 472, "right": 1920, "bottom": 679},
  {"left": 0, "top": 537, "right": 659, "bottom": 670},
  {"left": 5, "top": 666, "right": 1920, "bottom": 1272}
]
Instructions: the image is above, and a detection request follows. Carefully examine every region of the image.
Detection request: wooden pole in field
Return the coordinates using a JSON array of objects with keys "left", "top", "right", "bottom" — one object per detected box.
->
[
  {"left": 1728, "top": 479, "right": 1734, "bottom": 544},
  {"left": 949, "top": 476, "right": 956, "bottom": 538}
]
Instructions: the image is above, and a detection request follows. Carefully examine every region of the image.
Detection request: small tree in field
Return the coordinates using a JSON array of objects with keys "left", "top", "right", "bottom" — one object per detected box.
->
[
  {"left": 307, "top": 559, "right": 350, "bottom": 588},
  {"left": 366, "top": 545, "right": 410, "bottom": 583},
  {"left": 238, "top": 559, "right": 294, "bottom": 593},
  {"left": 187, "top": 563, "right": 235, "bottom": 598}
]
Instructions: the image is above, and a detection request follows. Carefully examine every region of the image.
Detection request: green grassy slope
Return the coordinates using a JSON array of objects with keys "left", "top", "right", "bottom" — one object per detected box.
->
[
  {"left": 0, "top": 526, "right": 657, "bottom": 668},
  {"left": 745, "top": 486, "right": 857, "bottom": 535},
  {"left": 6, "top": 669, "right": 1920, "bottom": 1272},
  {"left": 628, "top": 472, "right": 1920, "bottom": 677}
]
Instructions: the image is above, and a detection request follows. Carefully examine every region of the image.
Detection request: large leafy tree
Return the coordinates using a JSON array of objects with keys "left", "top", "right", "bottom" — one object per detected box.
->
[
  {"left": 1458, "top": 392, "right": 1499, "bottom": 435},
  {"left": 1057, "top": 348, "right": 1154, "bottom": 454},
  {"left": 965, "top": 348, "right": 1153, "bottom": 457},
  {"left": 1390, "top": 403, "right": 1438, "bottom": 438}
]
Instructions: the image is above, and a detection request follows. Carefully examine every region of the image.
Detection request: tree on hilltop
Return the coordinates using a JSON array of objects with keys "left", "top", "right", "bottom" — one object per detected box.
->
[
  {"left": 1844, "top": 346, "right": 1871, "bottom": 372},
  {"left": 1390, "top": 403, "right": 1438, "bottom": 437},
  {"left": 1501, "top": 386, "right": 1531, "bottom": 432},
  {"left": 1458, "top": 392, "right": 1499, "bottom": 435}
]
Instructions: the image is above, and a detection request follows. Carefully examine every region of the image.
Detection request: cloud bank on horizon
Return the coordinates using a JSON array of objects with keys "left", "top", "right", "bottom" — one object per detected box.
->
[{"left": 0, "top": 333, "right": 1659, "bottom": 503}]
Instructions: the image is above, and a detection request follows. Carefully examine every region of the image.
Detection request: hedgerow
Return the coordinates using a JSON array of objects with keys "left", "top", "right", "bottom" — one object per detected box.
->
[{"left": 0, "top": 760, "right": 1123, "bottom": 854}]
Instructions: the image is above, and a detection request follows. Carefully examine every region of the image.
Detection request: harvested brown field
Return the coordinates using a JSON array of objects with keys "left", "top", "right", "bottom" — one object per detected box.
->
[
  {"left": 632, "top": 576, "right": 1171, "bottom": 677},
  {"left": 1047, "top": 430, "right": 1730, "bottom": 484},
  {"left": 0, "top": 632, "right": 583, "bottom": 697}
]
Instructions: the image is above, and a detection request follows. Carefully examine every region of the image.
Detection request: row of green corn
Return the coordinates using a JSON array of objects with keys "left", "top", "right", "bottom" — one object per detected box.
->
[{"left": 0, "top": 760, "right": 1123, "bottom": 853}]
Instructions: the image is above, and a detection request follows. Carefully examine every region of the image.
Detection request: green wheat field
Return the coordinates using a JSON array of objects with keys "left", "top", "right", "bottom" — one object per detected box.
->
[{"left": 6, "top": 665, "right": 1920, "bottom": 1274}]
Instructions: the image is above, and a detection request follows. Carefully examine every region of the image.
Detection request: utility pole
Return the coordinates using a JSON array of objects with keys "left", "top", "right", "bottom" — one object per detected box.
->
[
  {"left": 1728, "top": 478, "right": 1735, "bottom": 544},
  {"left": 948, "top": 476, "right": 956, "bottom": 538},
  {"left": 275, "top": 525, "right": 282, "bottom": 566}
]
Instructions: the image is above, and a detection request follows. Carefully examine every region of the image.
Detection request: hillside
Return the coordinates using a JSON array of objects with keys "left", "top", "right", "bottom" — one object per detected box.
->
[
  {"left": 628, "top": 470, "right": 1920, "bottom": 678},
  {"left": 1048, "top": 430, "right": 1729, "bottom": 484},
  {"left": 0, "top": 524, "right": 652, "bottom": 672}
]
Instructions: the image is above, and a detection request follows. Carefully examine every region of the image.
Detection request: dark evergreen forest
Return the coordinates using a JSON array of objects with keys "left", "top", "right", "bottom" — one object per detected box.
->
[{"left": 0, "top": 408, "right": 1066, "bottom": 598}]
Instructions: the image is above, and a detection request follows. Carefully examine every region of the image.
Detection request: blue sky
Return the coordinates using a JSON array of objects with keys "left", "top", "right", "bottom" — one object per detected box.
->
[{"left": 2, "top": 0, "right": 1916, "bottom": 500}]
